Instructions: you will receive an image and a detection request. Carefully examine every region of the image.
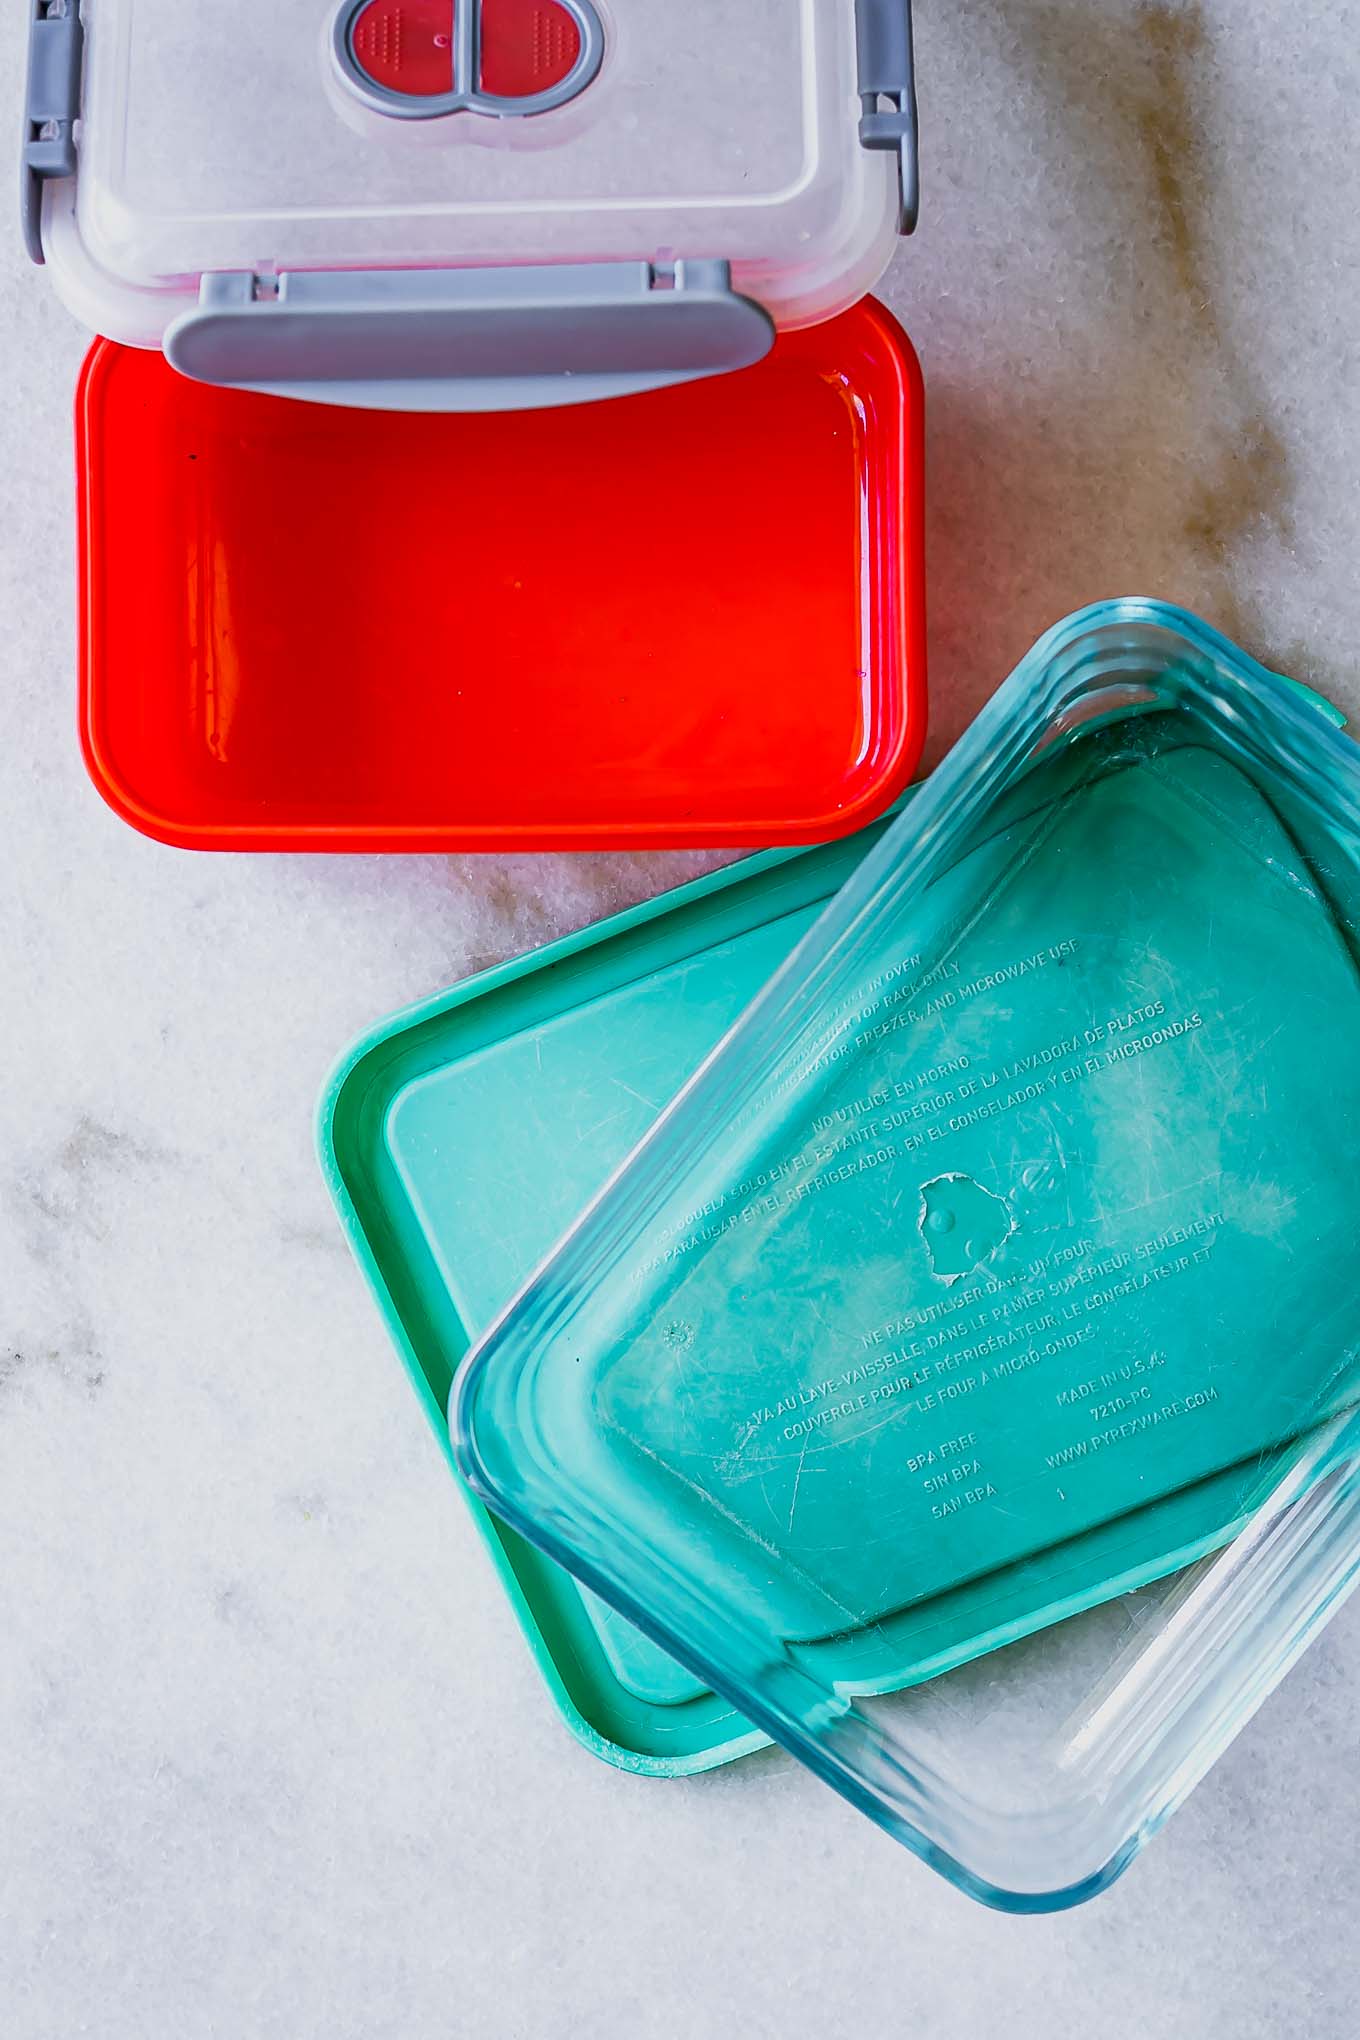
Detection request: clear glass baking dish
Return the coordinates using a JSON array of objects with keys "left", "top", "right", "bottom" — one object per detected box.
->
[{"left": 452, "top": 599, "right": 1360, "bottom": 1911}]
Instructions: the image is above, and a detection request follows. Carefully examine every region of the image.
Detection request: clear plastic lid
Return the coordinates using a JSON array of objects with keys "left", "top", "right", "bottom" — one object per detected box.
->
[
  {"left": 453, "top": 602, "right": 1360, "bottom": 1910},
  {"left": 46, "top": 0, "right": 901, "bottom": 345}
]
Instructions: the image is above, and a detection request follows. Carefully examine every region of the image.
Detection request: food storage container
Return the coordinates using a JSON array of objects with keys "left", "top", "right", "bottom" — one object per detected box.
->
[
  {"left": 26, "top": 0, "right": 926, "bottom": 850},
  {"left": 321, "top": 809, "right": 900, "bottom": 1771},
  {"left": 450, "top": 599, "right": 1360, "bottom": 1910},
  {"left": 26, "top": 0, "right": 918, "bottom": 399}
]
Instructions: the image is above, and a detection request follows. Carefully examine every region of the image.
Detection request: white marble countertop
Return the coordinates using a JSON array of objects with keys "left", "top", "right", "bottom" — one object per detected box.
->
[{"left": 4, "top": 4, "right": 1359, "bottom": 2034}]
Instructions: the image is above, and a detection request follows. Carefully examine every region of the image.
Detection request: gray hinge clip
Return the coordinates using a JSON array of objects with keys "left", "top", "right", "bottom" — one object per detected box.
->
[
  {"left": 855, "top": 0, "right": 920, "bottom": 236},
  {"left": 162, "top": 259, "right": 778, "bottom": 413},
  {"left": 21, "top": 0, "right": 84, "bottom": 265}
]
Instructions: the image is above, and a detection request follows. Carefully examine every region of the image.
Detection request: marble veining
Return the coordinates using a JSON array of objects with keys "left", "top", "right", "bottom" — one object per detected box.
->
[{"left": 2, "top": 2, "right": 1359, "bottom": 2034}]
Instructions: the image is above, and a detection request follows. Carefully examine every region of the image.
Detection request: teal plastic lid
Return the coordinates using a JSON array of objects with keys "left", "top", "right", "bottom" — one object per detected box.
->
[
  {"left": 319, "top": 823, "right": 899, "bottom": 1773},
  {"left": 452, "top": 600, "right": 1360, "bottom": 1911}
]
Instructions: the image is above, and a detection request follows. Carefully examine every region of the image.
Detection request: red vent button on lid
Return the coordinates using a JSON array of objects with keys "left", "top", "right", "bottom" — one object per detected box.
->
[
  {"left": 350, "top": 0, "right": 456, "bottom": 96},
  {"left": 479, "top": 0, "right": 583, "bottom": 97}
]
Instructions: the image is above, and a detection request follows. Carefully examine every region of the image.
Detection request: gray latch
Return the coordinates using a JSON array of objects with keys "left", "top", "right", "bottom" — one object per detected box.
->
[
  {"left": 856, "top": 0, "right": 920, "bottom": 236},
  {"left": 162, "top": 260, "right": 778, "bottom": 413},
  {"left": 21, "top": 0, "right": 83, "bottom": 265}
]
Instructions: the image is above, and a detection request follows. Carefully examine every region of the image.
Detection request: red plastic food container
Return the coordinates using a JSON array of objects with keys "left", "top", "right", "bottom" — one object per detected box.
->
[{"left": 76, "top": 300, "right": 926, "bottom": 853}]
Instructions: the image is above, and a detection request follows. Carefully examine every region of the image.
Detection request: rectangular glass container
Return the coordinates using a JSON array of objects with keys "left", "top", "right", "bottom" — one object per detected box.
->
[{"left": 453, "top": 599, "right": 1360, "bottom": 1911}]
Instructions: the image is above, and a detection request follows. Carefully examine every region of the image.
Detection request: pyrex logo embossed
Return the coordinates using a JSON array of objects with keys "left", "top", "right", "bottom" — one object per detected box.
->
[{"left": 333, "top": 0, "right": 605, "bottom": 119}]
